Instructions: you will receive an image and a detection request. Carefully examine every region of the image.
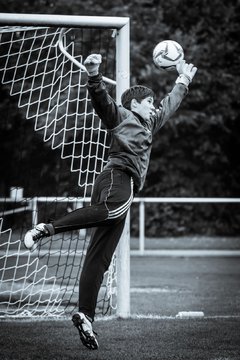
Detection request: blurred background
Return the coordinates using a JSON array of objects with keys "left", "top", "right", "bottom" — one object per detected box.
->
[{"left": 0, "top": 0, "right": 239, "bottom": 237}]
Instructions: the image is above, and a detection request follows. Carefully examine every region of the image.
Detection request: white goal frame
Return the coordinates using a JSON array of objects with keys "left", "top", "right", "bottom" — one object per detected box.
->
[{"left": 0, "top": 13, "right": 130, "bottom": 318}]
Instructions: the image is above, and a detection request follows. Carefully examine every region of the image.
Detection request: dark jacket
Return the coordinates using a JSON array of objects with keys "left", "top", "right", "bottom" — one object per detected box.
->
[{"left": 87, "top": 73, "right": 187, "bottom": 192}]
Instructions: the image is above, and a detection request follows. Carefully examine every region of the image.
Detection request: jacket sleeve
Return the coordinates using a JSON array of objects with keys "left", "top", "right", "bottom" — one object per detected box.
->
[
  {"left": 152, "top": 83, "right": 188, "bottom": 134},
  {"left": 87, "top": 73, "right": 122, "bottom": 129}
]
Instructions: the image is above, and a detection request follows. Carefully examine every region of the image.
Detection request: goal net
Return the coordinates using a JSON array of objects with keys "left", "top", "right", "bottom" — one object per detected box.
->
[{"left": 0, "top": 14, "right": 130, "bottom": 318}]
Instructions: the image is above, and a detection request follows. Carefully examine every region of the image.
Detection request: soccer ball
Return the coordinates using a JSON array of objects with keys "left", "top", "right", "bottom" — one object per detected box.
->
[{"left": 153, "top": 40, "right": 184, "bottom": 70}]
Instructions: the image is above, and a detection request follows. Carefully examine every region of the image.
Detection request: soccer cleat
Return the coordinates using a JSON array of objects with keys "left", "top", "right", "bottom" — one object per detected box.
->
[
  {"left": 72, "top": 312, "right": 99, "bottom": 350},
  {"left": 24, "top": 223, "right": 50, "bottom": 250}
]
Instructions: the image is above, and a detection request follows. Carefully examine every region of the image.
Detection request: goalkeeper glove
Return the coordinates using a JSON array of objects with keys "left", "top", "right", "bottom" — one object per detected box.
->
[
  {"left": 176, "top": 59, "right": 197, "bottom": 87},
  {"left": 84, "top": 53, "right": 102, "bottom": 76}
]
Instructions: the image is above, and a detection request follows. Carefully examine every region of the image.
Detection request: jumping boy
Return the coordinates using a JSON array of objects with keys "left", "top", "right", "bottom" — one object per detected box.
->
[{"left": 24, "top": 54, "right": 197, "bottom": 350}]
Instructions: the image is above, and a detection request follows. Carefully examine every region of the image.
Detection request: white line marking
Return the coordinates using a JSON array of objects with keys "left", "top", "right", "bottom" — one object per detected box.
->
[
  {"left": 2, "top": 249, "right": 240, "bottom": 258},
  {"left": 1, "top": 314, "right": 240, "bottom": 321},
  {"left": 176, "top": 311, "right": 204, "bottom": 318},
  {"left": 130, "top": 287, "right": 182, "bottom": 293},
  {"left": 130, "top": 250, "right": 240, "bottom": 257},
  {"left": 126, "top": 314, "right": 240, "bottom": 320}
]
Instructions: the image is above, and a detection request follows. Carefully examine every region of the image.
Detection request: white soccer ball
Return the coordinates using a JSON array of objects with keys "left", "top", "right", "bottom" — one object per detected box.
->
[{"left": 153, "top": 40, "right": 184, "bottom": 70}]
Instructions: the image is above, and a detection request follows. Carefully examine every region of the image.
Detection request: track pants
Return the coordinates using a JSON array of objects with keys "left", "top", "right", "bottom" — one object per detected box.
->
[{"left": 52, "top": 168, "right": 134, "bottom": 320}]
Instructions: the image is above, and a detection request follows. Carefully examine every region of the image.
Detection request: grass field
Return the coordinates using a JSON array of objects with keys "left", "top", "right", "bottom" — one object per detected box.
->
[
  {"left": 1, "top": 317, "right": 240, "bottom": 360},
  {"left": 1, "top": 237, "right": 240, "bottom": 359}
]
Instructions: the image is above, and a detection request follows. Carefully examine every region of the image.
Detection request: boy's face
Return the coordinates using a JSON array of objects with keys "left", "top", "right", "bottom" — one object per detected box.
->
[{"left": 132, "top": 96, "right": 155, "bottom": 121}]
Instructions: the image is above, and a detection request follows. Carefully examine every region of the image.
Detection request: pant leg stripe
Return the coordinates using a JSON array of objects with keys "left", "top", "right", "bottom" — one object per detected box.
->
[
  {"left": 108, "top": 192, "right": 133, "bottom": 218},
  {"left": 108, "top": 178, "right": 134, "bottom": 219}
]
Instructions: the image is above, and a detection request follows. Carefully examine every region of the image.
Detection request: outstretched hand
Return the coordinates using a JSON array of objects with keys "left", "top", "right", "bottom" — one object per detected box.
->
[
  {"left": 176, "top": 59, "right": 197, "bottom": 83},
  {"left": 84, "top": 54, "right": 102, "bottom": 76}
]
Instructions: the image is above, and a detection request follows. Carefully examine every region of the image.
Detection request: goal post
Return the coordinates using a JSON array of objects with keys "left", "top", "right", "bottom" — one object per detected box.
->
[
  {"left": 115, "top": 18, "right": 131, "bottom": 318},
  {"left": 0, "top": 13, "right": 130, "bottom": 318}
]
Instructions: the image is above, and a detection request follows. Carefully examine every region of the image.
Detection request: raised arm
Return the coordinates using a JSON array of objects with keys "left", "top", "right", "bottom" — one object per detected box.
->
[
  {"left": 84, "top": 54, "right": 122, "bottom": 129},
  {"left": 153, "top": 60, "right": 197, "bottom": 133}
]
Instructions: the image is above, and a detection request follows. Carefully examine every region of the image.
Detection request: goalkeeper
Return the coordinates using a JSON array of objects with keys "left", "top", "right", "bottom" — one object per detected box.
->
[{"left": 24, "top": 54, "right": 197, "bottom": 350}]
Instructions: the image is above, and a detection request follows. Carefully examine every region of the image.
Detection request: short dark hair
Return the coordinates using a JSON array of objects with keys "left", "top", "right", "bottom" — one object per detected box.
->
[{"left": 121, "top": 85, "right": 154, "bottom": 110}]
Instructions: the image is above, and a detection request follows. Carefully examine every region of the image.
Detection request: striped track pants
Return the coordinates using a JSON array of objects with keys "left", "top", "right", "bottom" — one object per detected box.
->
[{"left": 51, "top": 168, "right": 134, "bottom": 320}]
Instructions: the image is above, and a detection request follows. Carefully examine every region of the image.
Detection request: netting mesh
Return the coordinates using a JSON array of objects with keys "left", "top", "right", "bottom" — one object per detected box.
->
[
  {"left": 0, "top": 24, "right": 117, "bottom": 318},
  {"left": 0, "top": 26, "right": 114, "bottom": 191}
]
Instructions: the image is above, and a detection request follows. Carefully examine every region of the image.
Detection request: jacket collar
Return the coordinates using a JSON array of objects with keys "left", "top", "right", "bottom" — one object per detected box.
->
[{"left": 132, "top": 111, "right": 145, "bottom": 125}]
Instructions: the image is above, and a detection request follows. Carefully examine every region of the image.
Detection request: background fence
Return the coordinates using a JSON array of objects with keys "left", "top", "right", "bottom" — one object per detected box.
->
[{"left": 1, "top": 193, "right": 240, "bottom": 256}]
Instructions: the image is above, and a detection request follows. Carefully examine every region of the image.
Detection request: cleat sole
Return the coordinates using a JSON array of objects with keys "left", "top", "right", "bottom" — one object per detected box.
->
[{"left": 72, "top": 314, "right": 99, "bottom": 350}]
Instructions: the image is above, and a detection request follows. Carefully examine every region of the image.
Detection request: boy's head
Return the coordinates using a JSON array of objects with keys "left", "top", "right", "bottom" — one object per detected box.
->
[
  {"left": 121, "top": 85, "right": 155, "bottom": 121},
  {"left": 121, "top": 85, "right": 155, "bottom": 110}
]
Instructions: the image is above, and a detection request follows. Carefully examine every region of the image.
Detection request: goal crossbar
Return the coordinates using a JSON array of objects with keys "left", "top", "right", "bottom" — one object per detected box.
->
[{"left": 0, "top": 13, "right": 129, "bottom": 29}]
